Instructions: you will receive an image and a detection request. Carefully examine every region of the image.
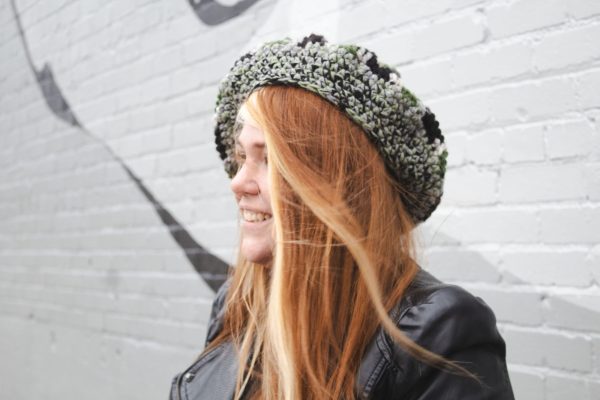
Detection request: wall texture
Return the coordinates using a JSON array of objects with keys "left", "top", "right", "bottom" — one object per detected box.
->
[{"left": 0, "top": 0, "right": 598, "bottom": 399}]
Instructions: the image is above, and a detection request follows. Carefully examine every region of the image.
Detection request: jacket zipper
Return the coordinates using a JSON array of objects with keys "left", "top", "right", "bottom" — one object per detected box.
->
[{"left": 176, "top": 343, "right": 225, "bottom": 400}]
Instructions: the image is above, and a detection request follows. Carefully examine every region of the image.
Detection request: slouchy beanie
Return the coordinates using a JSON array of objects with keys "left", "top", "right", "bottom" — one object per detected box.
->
[{"left": 213, "top": 33, "right": 447, "bottom": 223}]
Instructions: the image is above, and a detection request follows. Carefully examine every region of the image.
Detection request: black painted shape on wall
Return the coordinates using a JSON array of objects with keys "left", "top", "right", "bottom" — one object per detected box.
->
[
  {"left": 36, "top": 64, "right": 82, "bottom": 127},
  {"left": 10, "top": 0, "right": 228, "bottom": 293},
  {"left": 188, "top": 0, "right": 261, "bottom": 25},
  {"left": 10, "top": 0, "right": 80, "bottom": 127},
  {"left": 121, "top": 163, "right": 230, "bottom": 292}
]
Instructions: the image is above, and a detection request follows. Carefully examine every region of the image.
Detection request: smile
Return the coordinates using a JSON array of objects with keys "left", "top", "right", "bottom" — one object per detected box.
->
[{"left": 241, "top": 209, "right": 272, "bottom": 222}]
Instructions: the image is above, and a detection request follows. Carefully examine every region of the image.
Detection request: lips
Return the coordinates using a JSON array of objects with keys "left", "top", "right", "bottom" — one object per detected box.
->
[{"left": 241, "top": 217, "right": 273, "bottom": 235}]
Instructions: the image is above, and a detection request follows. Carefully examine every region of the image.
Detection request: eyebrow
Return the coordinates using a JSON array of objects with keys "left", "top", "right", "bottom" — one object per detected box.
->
[{"left": 235, "top": 141, "right": 266, "bottom": 150}]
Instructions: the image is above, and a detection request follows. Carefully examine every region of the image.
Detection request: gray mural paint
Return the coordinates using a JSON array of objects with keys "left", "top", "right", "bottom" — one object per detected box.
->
[
  {"left": 187, "top": 0, "right": 262, "bottom": 26},
  {"left": 424, "top": 231, "right": 600, "bottom": 332},
  {"left": 120, "top": 160, "right": 229, "bottom": 292},
  {"left": 11, "top": 0, "right": 81, "bottom": 127},
  {"left": 10, "top": 0, "right": 229, "bottom": 292}
]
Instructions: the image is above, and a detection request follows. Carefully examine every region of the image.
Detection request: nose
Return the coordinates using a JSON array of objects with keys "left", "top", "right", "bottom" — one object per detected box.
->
[{"left": 230, "top": 163, "right": 260, "bottom": 198}]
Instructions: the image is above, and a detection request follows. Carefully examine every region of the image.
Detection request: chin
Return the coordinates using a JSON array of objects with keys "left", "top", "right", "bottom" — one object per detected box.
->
[
  {"left": 245, "top": 252, "right": 273, "bottom": 265},
  {"left": 241, "top": 243, "right": 273, "bottom": 264}
]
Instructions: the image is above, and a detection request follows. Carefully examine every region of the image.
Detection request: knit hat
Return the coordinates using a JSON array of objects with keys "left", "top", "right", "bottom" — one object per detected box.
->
[{"left": 213, "top": 33, "right": 447, "bottom": 223}]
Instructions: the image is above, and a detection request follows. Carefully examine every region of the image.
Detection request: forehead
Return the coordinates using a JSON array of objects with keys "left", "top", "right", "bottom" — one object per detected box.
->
[{"left": 235, "top": 103, "right": 265, "bottom": 149}]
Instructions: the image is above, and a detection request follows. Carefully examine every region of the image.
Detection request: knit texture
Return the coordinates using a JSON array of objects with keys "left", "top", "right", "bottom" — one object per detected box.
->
[{"left": 213, "top": 34, "right": 448, "bottom": 223}]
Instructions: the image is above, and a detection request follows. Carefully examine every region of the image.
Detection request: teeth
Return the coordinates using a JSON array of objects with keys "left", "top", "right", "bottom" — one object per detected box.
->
[{"left": 242, "top": 209, "right": 272, "bottom": 222}]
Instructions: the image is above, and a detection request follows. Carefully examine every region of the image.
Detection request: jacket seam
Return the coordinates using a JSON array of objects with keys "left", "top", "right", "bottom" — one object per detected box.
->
[
  {"left": 366, "top": 289, "right": 441, "bottom": 393},
  {"left": 362, "top": 335, "right": 390, "bottom": 396}
]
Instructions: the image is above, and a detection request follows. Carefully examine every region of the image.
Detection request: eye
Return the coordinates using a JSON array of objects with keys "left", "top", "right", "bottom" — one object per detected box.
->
[
  {"left": 232, "top": 147, "right": 267, "bottom": 169},
  {"left": 234, "top": 150, "right": 246, "bottom": 164}
]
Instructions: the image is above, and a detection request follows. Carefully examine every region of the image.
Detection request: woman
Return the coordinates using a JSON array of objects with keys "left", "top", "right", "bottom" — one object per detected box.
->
[{"left": 169, "top": 34, "right": 514, "bottom": 400}]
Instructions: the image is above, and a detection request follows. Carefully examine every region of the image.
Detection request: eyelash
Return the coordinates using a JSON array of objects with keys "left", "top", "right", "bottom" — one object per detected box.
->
[{"left": 234, "top": 152, "right": 268, "bottom": 166}]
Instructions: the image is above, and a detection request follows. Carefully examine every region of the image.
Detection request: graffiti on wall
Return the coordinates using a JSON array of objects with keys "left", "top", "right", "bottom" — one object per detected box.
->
[
  {"left": 8, "top": 0, "right": 276, "bottom": 292},
  {"left": 188, "top": 0, "right": 263, "bottom": 25}
]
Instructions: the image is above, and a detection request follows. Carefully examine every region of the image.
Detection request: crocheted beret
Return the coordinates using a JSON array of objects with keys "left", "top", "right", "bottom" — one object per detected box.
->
[{"left": 213, "top": 33, "right": 447, "bottom": 223}]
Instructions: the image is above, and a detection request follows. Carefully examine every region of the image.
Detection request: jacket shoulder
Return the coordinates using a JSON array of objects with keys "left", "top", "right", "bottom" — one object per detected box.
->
[
  {"left": 366, "top": 268, "right": 502, "bottom": 353},
  {"left": 204, "top": 277, "right": 232, "bottom": 347},
  {"left": 395, "top": 273, "right": 501, "bottom": 354},
  {"left": 360, "top": 268, "right": 514, "bottom": 399}
]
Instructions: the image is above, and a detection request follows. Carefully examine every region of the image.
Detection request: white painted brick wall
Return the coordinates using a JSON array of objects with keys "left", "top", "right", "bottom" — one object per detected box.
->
[{"left": 1, "top": 0, "right": 599, "bottom": 399}]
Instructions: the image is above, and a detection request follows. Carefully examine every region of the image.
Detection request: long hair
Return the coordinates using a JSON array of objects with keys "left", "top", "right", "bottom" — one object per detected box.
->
[{"left": 204, "top": 85, "right": 477, "bottom": 399}]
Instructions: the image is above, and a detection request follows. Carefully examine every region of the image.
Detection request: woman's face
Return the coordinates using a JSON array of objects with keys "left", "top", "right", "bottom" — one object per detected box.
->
[{"left": 230, "top": 102, "right": 274, "bottom": 264}]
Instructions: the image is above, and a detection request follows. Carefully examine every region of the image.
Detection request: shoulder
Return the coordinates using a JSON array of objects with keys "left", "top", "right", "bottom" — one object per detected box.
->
[
  {"left": 394, "top": 270, "right": 501, "bottom": 353},
  {"left": 213, "top": 278, "right": 232, "bottom": 313},
  {"left": 386, "top": 268, "right": 505, "bottom": 368},
  {"left": 359, "top": 268, "right": 514, "bottom": 399},
  {"left": 204, "top": 277, "right": 232, "bottom": 346}
]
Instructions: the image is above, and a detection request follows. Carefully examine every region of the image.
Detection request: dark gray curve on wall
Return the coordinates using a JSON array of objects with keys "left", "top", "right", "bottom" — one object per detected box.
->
[
  {"left": 11, "top": 0, "right": 81, "bottom": 127},
  {"left": 36, "top": 64, "right": 82, "bottom": 127},
  {"left": 120, "top": 161, "right": 230, "bottom": 292},
  {"left": 10, "top": 0, "right": 229, "bottom": 293},
  {"left": 187, "top": 0, "right": 262, "bottom": 25}
]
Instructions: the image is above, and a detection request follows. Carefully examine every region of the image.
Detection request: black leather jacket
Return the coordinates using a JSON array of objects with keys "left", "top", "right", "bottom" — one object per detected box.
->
[{"left": 169, "top": 267, "right": 515, "bottom": 399}]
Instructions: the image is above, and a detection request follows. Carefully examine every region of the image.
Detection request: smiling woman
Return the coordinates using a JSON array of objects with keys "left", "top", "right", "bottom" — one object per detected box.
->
[
  {"left": 230, "top": 98, "right": 274, "bottom": 265},
  {"left": 169, "top": 34, "right": 515, "bottom": 400}
]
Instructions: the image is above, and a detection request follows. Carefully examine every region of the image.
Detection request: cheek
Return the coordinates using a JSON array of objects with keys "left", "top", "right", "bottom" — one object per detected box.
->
[{"left": 259, "top": 170, "right": 272, "bottom": 208}]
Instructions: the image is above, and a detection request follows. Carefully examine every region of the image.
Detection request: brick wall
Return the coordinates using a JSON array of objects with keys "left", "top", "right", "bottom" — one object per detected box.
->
[{"left": 0, "top": 0, "right": 598, "bottom": 399}]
